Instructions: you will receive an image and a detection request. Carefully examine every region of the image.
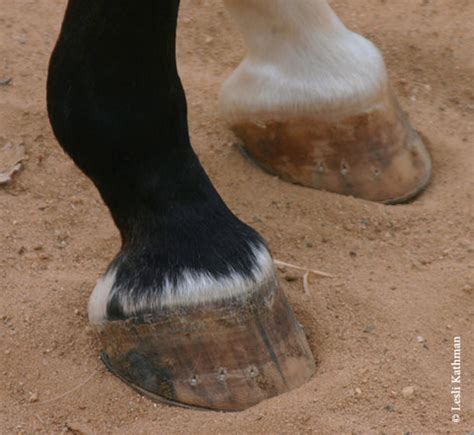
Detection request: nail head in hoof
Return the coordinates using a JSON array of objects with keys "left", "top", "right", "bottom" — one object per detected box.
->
[{"left": 95, "top": 282, "right": 315, "bottom": 411}]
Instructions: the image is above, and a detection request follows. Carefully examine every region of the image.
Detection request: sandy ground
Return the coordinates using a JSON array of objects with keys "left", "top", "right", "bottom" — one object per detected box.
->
[{"left": 1, "top": 0, "right": 473, "bottom": 433}]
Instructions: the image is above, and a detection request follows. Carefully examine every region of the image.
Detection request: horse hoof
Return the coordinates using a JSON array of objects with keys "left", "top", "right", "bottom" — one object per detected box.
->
[
  {"left": 94, "top": 280, "right": 316, "bottom": 411},
  {"left": 227, "top": 88, "right": 432, "bottom": 204}
]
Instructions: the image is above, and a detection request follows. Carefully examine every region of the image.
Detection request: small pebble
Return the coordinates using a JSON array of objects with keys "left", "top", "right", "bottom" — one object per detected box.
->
[
  {"left": 28, "top": 392, "right": 38, "bottom": 403},
  {"left": 401, "top": 386, "right": 415, "bottom": 399},
  {"left": 416, "top": 335, "right": 426, "bottom": 343},
  {"left": 363, "top": 324, "right": 376, "bottom": 333}
]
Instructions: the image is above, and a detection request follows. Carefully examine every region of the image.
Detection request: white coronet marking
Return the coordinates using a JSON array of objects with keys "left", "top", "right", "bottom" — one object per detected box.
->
[
  {"left": 220, "top": 0, "right": 388, "bottom": 123},
  {"left": 88, "top": 243, "right": 275, "bottom": 326}
]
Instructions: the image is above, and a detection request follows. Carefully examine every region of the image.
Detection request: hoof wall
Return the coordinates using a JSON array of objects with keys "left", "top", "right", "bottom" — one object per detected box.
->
[
  {"left": 230, "top": 90, "right": 432, "bottom": 204},
  {"left": 95, "top": 283, "right": 315, "bottom": 411}
]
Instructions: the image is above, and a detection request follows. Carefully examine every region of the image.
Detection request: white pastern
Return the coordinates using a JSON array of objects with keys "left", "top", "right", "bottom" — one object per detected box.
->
[
  {"left": 88, "top": 243, "right": 275, "bottom": 326},
  {"left": 220, "top": 0, "right": 388, "bottom": 122}
]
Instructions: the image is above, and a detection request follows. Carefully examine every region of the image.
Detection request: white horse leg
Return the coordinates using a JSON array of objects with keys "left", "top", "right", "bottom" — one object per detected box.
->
[{"left": 220, "top": 0, "right": 432, "bottom": 203}]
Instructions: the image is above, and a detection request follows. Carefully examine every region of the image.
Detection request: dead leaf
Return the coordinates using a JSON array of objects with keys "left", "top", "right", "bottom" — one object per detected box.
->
[{"left": 0, "top": 141, "right": 25, "bottom": 184}]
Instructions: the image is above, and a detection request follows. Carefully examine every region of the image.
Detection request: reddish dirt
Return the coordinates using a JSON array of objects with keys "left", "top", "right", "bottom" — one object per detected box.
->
[{"left": 1, "top": 0, "right": 473, "bottom": 433}]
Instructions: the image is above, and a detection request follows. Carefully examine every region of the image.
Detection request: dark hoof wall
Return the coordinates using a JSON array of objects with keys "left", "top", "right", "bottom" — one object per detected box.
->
[{"left": 96, "top": 283, "right": 316, "bottom": 411}]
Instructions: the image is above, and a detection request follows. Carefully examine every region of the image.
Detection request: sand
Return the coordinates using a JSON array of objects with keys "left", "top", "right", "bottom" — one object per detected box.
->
[{"left": 0, "top": 0, "right": 473, "bottom": 433}]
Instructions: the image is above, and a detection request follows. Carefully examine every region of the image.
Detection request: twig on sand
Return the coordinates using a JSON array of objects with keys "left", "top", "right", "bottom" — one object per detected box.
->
[
  {"left": 303, "top": 272, "right": 311, "bottom": 295},
  {"left": 274, "top": 259, "right": 334, "bottom": 278},
  {"left": 32, "top": 369, "right": 99, "bottom": 406}
]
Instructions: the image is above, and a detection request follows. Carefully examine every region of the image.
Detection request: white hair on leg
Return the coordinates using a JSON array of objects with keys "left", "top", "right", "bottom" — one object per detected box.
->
[
  {"left": 88, "top": 242, "right": 275, "bottom": 326},
  {"left": 88, "top": 269, "right": 117, "bottom": 326},
  {"left": 220, "top": 0, "right": 388, "bottom": 122}
]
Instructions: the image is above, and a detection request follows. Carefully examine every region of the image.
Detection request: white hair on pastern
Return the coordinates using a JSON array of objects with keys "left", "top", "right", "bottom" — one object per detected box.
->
[
  {"left": 88, "top": 269, "right": 116, "bottom": 328},
  {"left": 220, "top": 0, "right": 388, "bottom": 122},
  {"left": 88, "top": 242, "right": 275, "bottom": 326}
]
